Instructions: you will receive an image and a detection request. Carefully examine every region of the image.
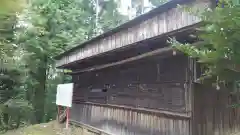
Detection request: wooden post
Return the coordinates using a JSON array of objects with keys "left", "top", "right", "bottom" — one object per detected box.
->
[
  {"left": 57, "top": 105, "right": 60, "bottom": 122},
  {"left": 66, "top": 107, "right": 70, "bottom": 129}
]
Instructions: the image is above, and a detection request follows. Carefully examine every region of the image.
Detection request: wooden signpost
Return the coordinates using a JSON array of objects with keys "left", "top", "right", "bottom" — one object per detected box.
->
[{"left": 56, "top": 83, "right": 73, "bottom": 129}]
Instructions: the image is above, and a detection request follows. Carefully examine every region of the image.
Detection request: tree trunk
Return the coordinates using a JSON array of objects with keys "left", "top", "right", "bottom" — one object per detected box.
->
[
  {"left": 33, "top": 56, "right": 48, "bottom": 123},
  {"left": 3, "top": 111, "right": 9, "bottom": 130},
  {"left": 15, "top": 116, "right": 21, "bottom": 128}
]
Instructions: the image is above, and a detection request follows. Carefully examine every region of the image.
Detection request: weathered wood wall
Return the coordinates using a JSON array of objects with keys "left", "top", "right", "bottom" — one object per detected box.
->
[
  {"left": 70, "top": 55, "right": 194, "bottom": 135},
  {"left": 70, "top": 103, "right": 191, "bottom": 135},
  {"left": 56, "top": 0, "right": 211, "bottom": 67},
  {"left": 193, "top": 84, "right": 240, "bottom": 135},
  {"left": 72, "top": 55, "right": 189, "bottom": 113}
]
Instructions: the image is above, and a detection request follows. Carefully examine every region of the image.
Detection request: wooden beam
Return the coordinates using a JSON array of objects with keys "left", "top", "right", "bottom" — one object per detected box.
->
[
  {"left": 70, "top": 47, "right": 174, "bottom": 75},
  {"left": 70, "top": 120, "right": 112, "bottom": 135},
  {"left": 74, "top": 102, "right": 191, "bottom": 118},
  {"left": 69, "top": 41, "right": 204, "bottom": 75}
]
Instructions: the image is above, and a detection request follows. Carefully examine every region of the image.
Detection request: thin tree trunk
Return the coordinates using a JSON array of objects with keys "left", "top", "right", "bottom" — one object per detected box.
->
[
  {"left": 15, "top": 116, "right": 21, "bottom": 129},
  {"left": 34, "top": 56, "right": 47, "bottom": 123}
]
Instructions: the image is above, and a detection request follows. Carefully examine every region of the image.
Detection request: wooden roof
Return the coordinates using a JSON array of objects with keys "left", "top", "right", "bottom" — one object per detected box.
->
[{"left": 55, "top": 0, "right": 211, "bottom": 68}]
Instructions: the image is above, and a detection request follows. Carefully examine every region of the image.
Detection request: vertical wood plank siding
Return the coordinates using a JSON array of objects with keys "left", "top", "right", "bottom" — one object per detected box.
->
[
  {"left": 70, "top": 55, "right": 193, "bottom": 135},
  {"left": 70, "top": 103, "right": 190, "bottom": 135},
  {"left": 193, "top": 84, "right": 240, "bottom": 135},
  {"left": 56, "top": 0, "right": 211, "bottom": 67},
  {"left": 72, "top": 56, "right": 189, "bottom": 113}
]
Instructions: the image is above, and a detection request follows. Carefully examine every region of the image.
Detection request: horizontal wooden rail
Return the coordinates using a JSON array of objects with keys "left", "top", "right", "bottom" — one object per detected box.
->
[
  {"left": 70, "top": 41, "right": 204, "bottom": 74},
  {"left": 70, "top": 120, "right": 112, "bottom": 135},
  {"left": 70, "top": 47, "right": 174, "bottom": 74},
  {"left": 74, "top": 102, "right": 191, "bottom": 119}
]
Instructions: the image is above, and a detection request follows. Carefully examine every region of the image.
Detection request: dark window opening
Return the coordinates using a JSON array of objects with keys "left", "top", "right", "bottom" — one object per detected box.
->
[
  {"left": 90, "top": 88, "right": 108, "bottom": 93},
  {"left": 102, "top": 88, "right": 108, "bottom": 92}
]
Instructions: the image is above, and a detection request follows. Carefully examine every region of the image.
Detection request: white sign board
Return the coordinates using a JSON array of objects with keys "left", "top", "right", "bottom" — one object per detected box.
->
[{"left": 56, "top": 83, "right": 73, "bottom": 107}]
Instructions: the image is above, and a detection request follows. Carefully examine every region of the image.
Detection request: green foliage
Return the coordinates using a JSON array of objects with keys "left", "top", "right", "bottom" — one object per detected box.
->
[
  {"left": 98, "top": 0, "right": 128, "bottom": 32},
  {"left": 172, "top": 0, "right": 240, "bottom": 84},
  {"left": 0, "top": 0, "right": 127, "bottom": 131},
  {"left": 0, "top": 0, "right": 25, "bottom": 14},
  {"left": 16, "top": 0, "right": 87, "bottom": 123},
  {"left": 149, "top": 0, "right": 168, "bottom": 6},
  {"left": 0, "top": 0, "right": 33, "bottom": 132},
  {"left": 14, "top": 0, "right": 127, "bottom": 124},
  {"left": 131, "top": 0, "right": 168, "bottom": 16}
]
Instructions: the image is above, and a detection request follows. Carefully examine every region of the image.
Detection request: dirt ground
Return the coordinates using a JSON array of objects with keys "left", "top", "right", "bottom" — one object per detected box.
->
[
  {"left": 2, "top": 121, "right": 84, "bottom": 135},
  {"left": 3, "top": 121, "right": 240, "bottom": 135}
]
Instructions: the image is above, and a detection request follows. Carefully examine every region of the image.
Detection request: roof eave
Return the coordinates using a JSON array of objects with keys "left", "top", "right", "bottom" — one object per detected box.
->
[{"left": 54, "top": 0, "right": 193, "bottom": 60}]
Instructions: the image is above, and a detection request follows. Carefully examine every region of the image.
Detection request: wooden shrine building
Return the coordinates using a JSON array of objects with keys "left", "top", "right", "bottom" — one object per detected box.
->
[{"left": 55, "top": 0, "right": 240, "bottom": 135}]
